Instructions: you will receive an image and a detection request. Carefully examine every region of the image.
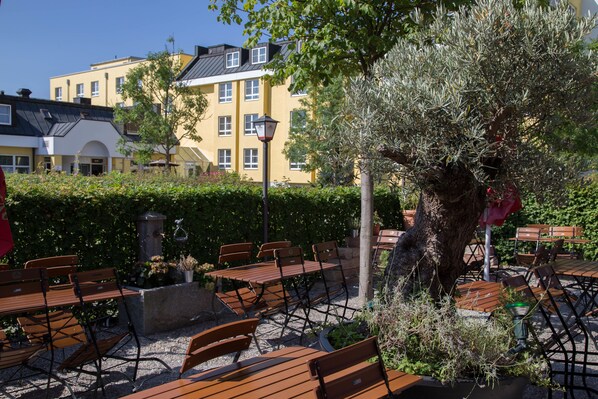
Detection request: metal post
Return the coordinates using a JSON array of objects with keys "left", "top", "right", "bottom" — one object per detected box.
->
[{"left": 263, "top": 140, "right": 269, "bottom": 244}]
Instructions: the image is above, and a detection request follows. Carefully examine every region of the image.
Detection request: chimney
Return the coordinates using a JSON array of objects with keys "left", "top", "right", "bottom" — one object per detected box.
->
[{"left": 17, "top": 88, "right": 32, "bottom": 98}]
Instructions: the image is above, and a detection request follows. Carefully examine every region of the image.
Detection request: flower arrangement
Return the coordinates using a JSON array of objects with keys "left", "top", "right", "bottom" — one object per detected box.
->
[
  {"left": 177, "top": 254, "right": 199, "bottom": 271},
  {"left": 129, "top": 255, "right": 176, "bottom": 288}
]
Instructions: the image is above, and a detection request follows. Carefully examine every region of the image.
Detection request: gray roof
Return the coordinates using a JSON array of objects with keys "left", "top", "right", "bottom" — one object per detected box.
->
[
  {"left": 178, "top": 41, "right": 293, "bottom": 81},
  {"left": 0, "top": 93, "right": 118, "bottom": 137}
]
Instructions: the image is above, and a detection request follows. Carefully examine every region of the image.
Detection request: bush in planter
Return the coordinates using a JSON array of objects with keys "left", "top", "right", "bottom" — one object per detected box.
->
[{"left": 360, "top": 284, "right": 548, "bottom": 388}]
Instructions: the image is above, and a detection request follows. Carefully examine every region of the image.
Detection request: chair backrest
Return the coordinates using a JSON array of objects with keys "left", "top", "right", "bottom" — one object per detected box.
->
[
  {"left": 532, "top": 245, "right": 550, "bottom": 267},
  {"left": 307, "top": 336, "right": 393, "bottom": 399},
  {"left": 69, "top": 268, "right": 122, "bottom": 301},
  {"left": 257, "top": 241, "right": 292, "bottom": 260},
  {"left": 273, "top": 246, "right": 304, "bottom": 268},
  {"left": 375, "top": 230, "right": 404, "bottom": 245},
  {"left": 313, "top": 241, "right": 341, "bottom": 264},
  {"left": 179, "top": 318, "right": 259, "bottom": 377},
  {"left": 218, "top": 243, "right": 254, "bottom": 266},
  {"left": 515, "top": 227, "right": 541, "bottom": 241},
  {"left": 0, "top": 263, "right": 8, "bottom": 271},
  {"left": 501, "top": 275, "right": 535, "bottom": 300},
  {"left": 526, "top": 224, "right": 550, "bottom": 234},
  {"left": 534, "top": 264, "right": 566, "bottom": 294},
  {"left": 573, "top": 226, "right": 584, "bottom": 237},
  {"left": 24, "top": 255, "right": 78, "bottom": 283},
  {"left": 548, "top": 239, "right": 564, "bottom": 262},
  {"left": 549, "top": 226, "right": 576, "bottom": 238},
  {"left": 0, "top": 268, "right": 47, "bottom": 301}
]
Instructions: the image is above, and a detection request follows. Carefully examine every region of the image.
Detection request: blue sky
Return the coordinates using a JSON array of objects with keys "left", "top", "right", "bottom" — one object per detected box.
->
[{"left": 0, "top": 0, "right": 246, "bottom": 99}]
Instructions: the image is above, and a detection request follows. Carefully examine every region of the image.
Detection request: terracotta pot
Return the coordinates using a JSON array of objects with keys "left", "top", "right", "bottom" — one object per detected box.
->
[{"left": 402, "top": 209, "right": 416, "bottom": 229}]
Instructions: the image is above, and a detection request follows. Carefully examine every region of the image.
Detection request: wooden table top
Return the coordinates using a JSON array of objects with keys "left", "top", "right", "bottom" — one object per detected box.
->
[
  {"left": 206, "top": 260, "right": 338, "bottom": 286},
  {"left": 454, "top": 280, "right": 504, "bottom": 313},
  {"left": 122, "top": 346, "right": 422, "bottom": 399},
  {"left": 0, "top": 285, "right": 139, "bottom": 317},
  {"left": 553, "top": 259, "right": 598, "bottom": 279}
]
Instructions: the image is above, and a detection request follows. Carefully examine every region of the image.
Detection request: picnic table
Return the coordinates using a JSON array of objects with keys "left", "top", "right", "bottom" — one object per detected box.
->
[{"left": 121, "top": 346, "right": 422, "bottom": 399}]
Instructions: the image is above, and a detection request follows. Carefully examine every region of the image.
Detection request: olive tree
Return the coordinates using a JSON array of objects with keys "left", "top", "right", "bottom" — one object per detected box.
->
[{"left": 349, "top": 0, "right": 597, "bottom": 298}]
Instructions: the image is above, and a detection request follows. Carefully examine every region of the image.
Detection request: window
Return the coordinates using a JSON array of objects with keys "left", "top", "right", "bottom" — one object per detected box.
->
[
  {"left": 54, "top": 87, "right": 62, "bottom": 101},
  {"left": 91, "top": 81, "right": 99, "bottom": 97},
  {"left": 218, "top": 149, "right": 231, "bottom": 170},
  {"left": 290, "top": 110, "right": 307, "bottom": 131},
  {"left": 0, "top": 105, "right": 11, "bottom": 125},
  {"left": 291, "top": 75, "right": 307, "bottom": 96},
  {"left": 290, "top": 156, "right": 307, "bottom": 171},
  {"left": 244, "top": 114, "right": 258, "bottom": 135},
  {"left": 40, "top": 109, "right": 52, "bottom": 119},
  {"left": 219, "top": 82, "right": 232, "bottom": 103},
  {"left": 243, "top": 148, "right": 258, "bottom": 170},
  {"left": 245, "top": 79, "right": 259, "bottom": 101},
  {"left": 116, "top": 77, "right": 125, "bottom": 94},
  {"left": 218, "top": 116, "right": 232, "bottom": 136},
  {"left": 226, "top": 51, "right": 240, "bottom": 68},
  {"left": 76, "top": 83, "right": 84, "bottom": 97},
  {"left": 116, "top": 102, "right": 125, "bottom": 108},
  {"left": 0, "top": 155, "right": 30, "bottom": 174},
  {"left": 252, "top": 47, "right": 267, "bottom": 64}
]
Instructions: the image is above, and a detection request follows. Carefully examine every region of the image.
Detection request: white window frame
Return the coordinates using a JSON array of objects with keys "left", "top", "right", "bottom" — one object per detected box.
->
[
  {"left": 244, "top": 114, "right": 258, "bottom": 135},
  {"left": 0, "top": 154, "right": 30, "bottom": 174},
  {"left": 91, "top": 81, "right": 99, "bottom": 97},
  {"left": 290, "top": 110, "right": 307, "bottom": 131},
  {"left": 226, "top": 51, "right": 240, "bottom": 68},
  {"left": 245, "top": 79, "right": 259, "bottom": 101},
  {"left": 218, "top": 149, "right": 232, "bottom": 170},
  {"left": 243, "top": 148, "right": 258, "bottom": 170},
  {"left": 54, "top": 87, "right": 62, "bottom": 101},
  {"left": 116, "top": 76, "right": 125, "bottom": 94},
  {"left": 219, "top": 82, "right": 233, "bottom": 103},
  {"left": 218, "top": 116, "right": 232, "bottom": 136},
  {"left": 291, "top": 75, "right": 307, "bottom": 96},
  {"left": 290, "top": 157, "right": 307, "bottom": 171},
  {"left": 0, "top": 105, "right": 11, "bottom": 125},
  {"left": 76, "top": 83, "right": 84, "bottom": 97},
  {"left": 252, "top": 47, "right": 267, "bottom": 64}
]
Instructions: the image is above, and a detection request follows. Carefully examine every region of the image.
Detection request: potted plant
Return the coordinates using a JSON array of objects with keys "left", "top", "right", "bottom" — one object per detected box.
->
[
  {"left": 178, "top": 254, "right": 199, "bottom": 283},
  {"left": 320, "top": 284, "right": 549, "bottom": 398},
  {"left": 373, "top": 211, "right": 383, "bottom": 236}
]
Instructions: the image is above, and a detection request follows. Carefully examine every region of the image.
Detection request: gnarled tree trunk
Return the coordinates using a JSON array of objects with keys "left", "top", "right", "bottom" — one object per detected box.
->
[{"left": 384, "top": 166, "right": 487, "bottom": 299}]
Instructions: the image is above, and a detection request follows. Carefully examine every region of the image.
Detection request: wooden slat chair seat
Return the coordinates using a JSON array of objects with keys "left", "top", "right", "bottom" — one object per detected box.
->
[
  {"left": 0, "top": 337, "right": 45, "bottom": 369},
  {"left": 18, "top": 309, "right": 87, "bottom": 350},
  {"left": 25, "top": 255, "right": 78, "bottom": 290},
  {"left": 179, "top": 318, "right": 259, "bottom": 378},
  {"left": 307, "top": 336, "right": 397, "bottom": 399}
]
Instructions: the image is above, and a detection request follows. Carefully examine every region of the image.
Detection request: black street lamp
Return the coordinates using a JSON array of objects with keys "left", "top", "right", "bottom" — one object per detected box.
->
[{"left": 252, "top": 114, "right": 279, "bottom": 244}]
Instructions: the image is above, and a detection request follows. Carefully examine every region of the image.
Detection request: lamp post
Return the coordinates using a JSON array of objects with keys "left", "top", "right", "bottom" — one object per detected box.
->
[{"left": 252, "top": 115, "right": 279, "bottom": 244}]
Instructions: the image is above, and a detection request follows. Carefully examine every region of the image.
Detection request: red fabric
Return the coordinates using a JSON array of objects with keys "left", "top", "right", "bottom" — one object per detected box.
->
[
  {"left": 0, "top": 168, "right": 13, "bottom": 257},
  {"left": 479, "top": 187, "right": 522, "bottom": 227}
]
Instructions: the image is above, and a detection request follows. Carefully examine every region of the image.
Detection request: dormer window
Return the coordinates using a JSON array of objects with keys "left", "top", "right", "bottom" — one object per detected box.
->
[
  {"left": 252, "top": 47, "right": 267, "bottom": 64},
  {"left": 40, "top": 109, "right": 52, "bottom": 120},
  {"left": 226, "top": 51, "right": 240, "bottom": 68},
  {"left": 0, "top": 104, "right": 11, "bottom": 125}
]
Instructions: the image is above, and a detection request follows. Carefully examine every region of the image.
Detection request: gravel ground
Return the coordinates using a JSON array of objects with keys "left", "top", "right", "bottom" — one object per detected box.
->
[{"left": 2, "top": 274, "right": 597, "bottom": 398}]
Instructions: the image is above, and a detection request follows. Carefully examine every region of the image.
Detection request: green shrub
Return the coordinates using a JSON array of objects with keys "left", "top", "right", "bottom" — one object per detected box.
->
[{"left": 3, "top": 173, "right": 402, "bottom": 276}]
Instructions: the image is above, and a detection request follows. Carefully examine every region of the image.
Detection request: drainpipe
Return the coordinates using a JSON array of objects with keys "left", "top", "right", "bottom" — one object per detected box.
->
[
  {"left": 66, "top": 79, "right": 70, "bottom": 102},
  {"left": 104, "top": 73, "right": 109, "bottom": 106}
]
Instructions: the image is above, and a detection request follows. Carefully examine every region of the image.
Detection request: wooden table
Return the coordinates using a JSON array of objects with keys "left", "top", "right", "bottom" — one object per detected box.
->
[
  {"left": 206, "top": 260, "right": 338, "bottom": 285},
  {"left": 0, "top": 284, "right": 139, "bottom": 317},
  {"left": 553, "top": 258, "right": 598, "bottom": 314},
  {"left": 122, "top": 346, "right": 422, "bottom": 399},
  {"left": 454, "top": 280, "right": 504, "bottom": 313}
]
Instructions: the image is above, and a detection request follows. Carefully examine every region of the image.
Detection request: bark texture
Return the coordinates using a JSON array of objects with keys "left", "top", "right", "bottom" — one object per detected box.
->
[{"left": 384, "top": 165, "right": 487, "bottom": 299}]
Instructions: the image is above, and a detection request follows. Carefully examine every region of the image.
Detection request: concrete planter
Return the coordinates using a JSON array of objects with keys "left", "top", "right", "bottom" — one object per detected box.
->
[{"left": 121, "top": 282, "right": 221, "bottom": 335}]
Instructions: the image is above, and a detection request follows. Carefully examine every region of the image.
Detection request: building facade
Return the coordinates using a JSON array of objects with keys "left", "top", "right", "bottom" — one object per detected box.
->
[
  {"left": 0, "top": 89, "right": 132, "bottom": 175},
  {"left": 177, "top": 43, "right": 314, "bottom": 184}
]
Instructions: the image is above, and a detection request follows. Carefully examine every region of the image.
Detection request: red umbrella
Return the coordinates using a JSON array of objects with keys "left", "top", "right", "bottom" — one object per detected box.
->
[
  {"left": 0, "top": 168, "right": 14, "bottom": 257},
  {"left": 479, "top": 186, "right": 522, "bottom": 280}
]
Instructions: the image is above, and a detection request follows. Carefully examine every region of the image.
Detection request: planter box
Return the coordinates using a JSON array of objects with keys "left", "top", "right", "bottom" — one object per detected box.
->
[
  {"left": 400, "top": 376, "right": 529, "bottom": 399},
  {"left": 120, "top": 283, "right": 222, "bottom": 335}
]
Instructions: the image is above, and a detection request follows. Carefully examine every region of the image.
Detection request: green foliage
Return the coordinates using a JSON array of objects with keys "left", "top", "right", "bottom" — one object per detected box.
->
[
  {"left": 3, "top": 173, "right": 402, "bottom": 274},
  {"left": 114, "top": 38, "right": 208, "bottom": 169}
]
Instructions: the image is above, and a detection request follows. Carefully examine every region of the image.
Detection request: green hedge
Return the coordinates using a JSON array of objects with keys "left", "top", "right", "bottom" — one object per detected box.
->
[
  {"left": 489, "top": 180, "right": 598, "bottom": 264},
  {"left": 4, "top": 173, "right": 403, "bottom": 275}
]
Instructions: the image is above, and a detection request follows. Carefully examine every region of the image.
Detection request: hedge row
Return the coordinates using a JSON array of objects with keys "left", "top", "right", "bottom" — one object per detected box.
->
[{"left": 4, "top": 173, "right": 403, "bottom": 276}]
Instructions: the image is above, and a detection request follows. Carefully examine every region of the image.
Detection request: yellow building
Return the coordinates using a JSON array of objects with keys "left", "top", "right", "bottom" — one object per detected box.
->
[
  {"left": 177, "top": 43, "right": 314, "bottom": 184},
  {"left": 50, "top": 54, "right": 193, "bottom": 108}
]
